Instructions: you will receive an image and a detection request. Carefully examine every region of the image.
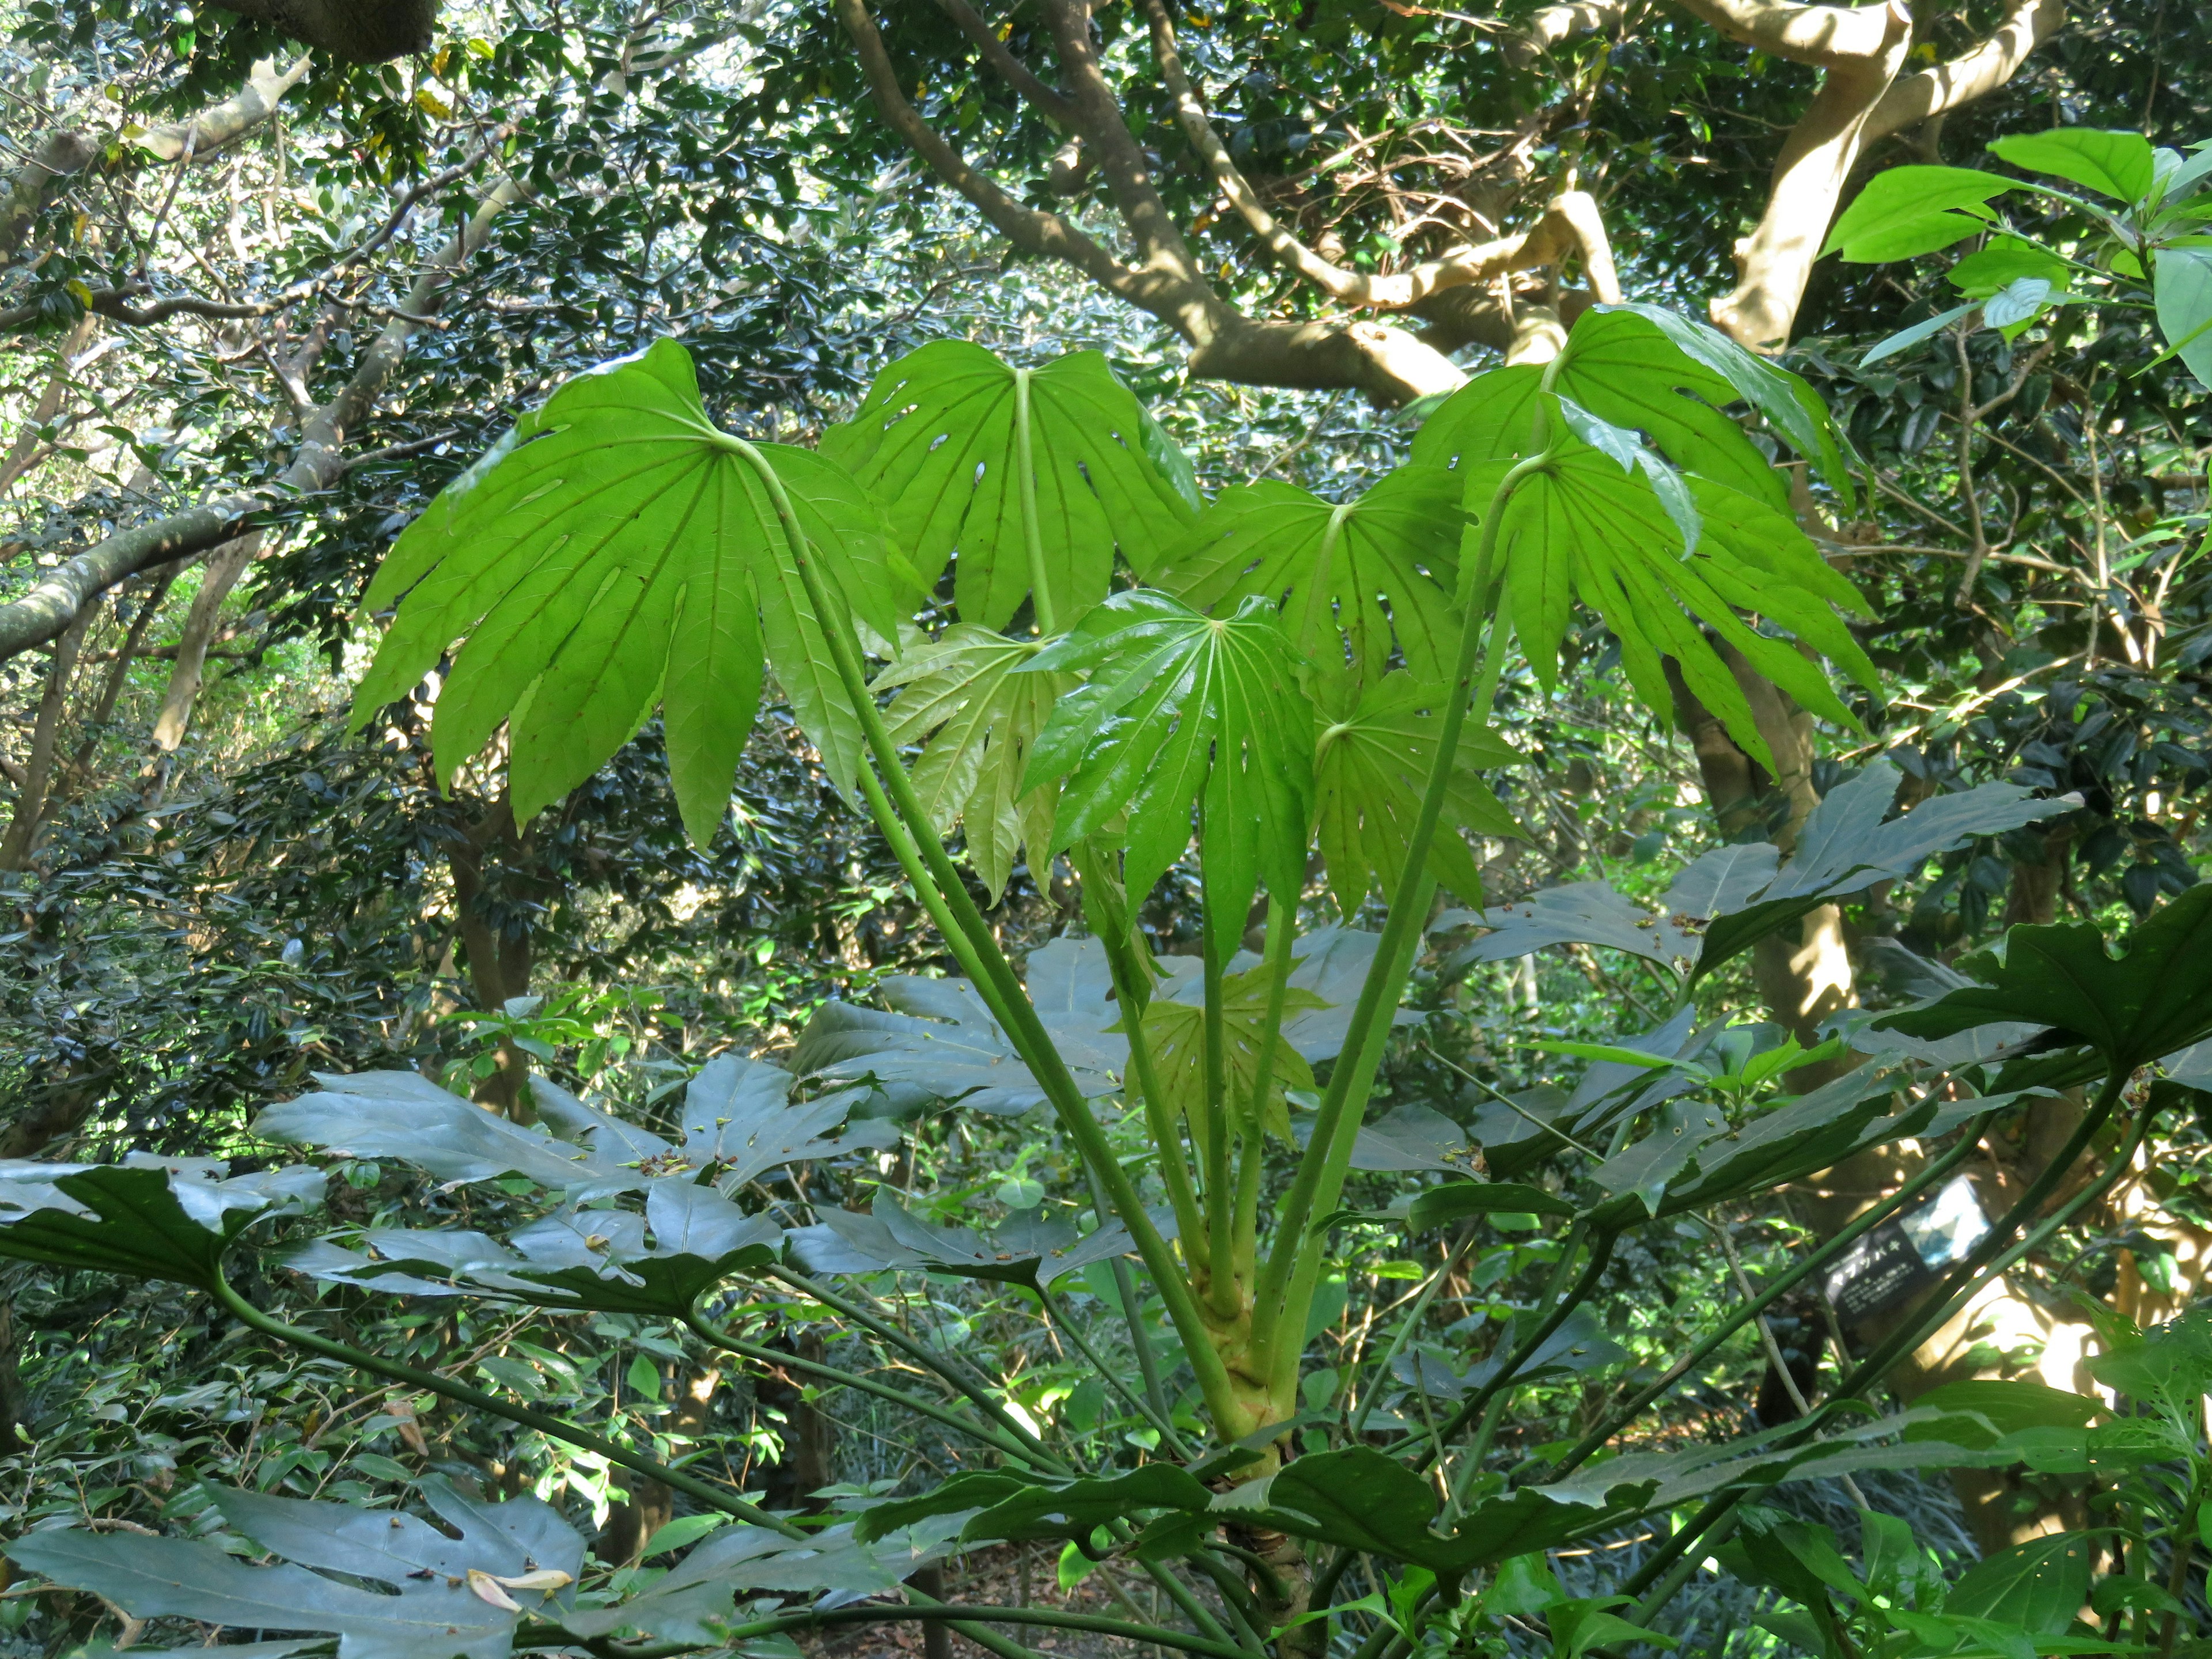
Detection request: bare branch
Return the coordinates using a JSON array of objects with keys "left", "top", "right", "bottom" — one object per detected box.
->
[
  {"left": 1143, "top": 0, "right": 1618, "bottom": 309},
  {"left": 0, "top": 177, "right": 524, "bottom": 662},
  {"left": 834, "top": 0, "right": 1141, "bottom": 302}
]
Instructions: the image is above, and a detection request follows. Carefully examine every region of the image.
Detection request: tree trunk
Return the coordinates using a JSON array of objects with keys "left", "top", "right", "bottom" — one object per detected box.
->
[
  {"left": 755, "top": 1332, "right": 835, "bottom": 1514},
  {"left": 150, "top": 532, "right": 262, "bottom": 752},
  {"left": 444, "top": 797, "right": 537, "bottom": 1120},
  {"left": 0, "top": 601, "right": 94, "bottom": 870}
]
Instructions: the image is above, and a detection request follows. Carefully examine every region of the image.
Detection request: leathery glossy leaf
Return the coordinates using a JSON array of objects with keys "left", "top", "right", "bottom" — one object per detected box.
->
[
  {"left": 351, "top": 339, "right": 905, "bottom": 842},
  {"left": 1313, "top": 669, "right": 1523, "bottom": 918},
  {"left": 1150, "top": 464, "right": 1462, "bottom": 685},
  {"left": 2153, "top": 246, "right": 2212, "bottom": 389},
  {"left": 1874, "top": 881, "right": 2212, "bottom": 1073},
  {"left": 874, "top": 626, "right": 1067, "bottom": 902},
  {"left": 1024, "top": 590, "right": 1315, "bottom": 951},
  {"left": 1436, "top": 881, "right": 1681, "bottom": 971},
  {"left": 821, "top": 341, "right": 1192, "bottom": 629},
  {"left": 0, "top": 1159, "right": 323, "bottom": 1289}
]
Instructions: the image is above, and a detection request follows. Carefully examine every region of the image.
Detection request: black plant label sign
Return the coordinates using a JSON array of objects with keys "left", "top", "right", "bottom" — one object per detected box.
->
[{"left": 1824, "top": 1176, "right": 1991, "bottom": 1323}]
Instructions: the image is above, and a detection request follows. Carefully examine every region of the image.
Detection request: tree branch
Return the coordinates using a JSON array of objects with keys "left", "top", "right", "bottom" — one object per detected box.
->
[
  {"left": 931, "top": 0, "right": 1077, "bottom": 123},
  {"left": 1143, "top": 0, "right": 1618, "bottom": 308},
  {"left": 834, "top": 0, "right": 1143, "bottom": 302},
  {"left": 1669, "top": 0, "right": 1910, "bottom": 69},
  {"left": 0, "top": 56, "right": 310, "bottom": 260},
  {"left": 0, "top": 177, "right": 523, "bottom": 662},
  {"left": 1865, "top": 0, "right": 2065, "bottom": 141}
]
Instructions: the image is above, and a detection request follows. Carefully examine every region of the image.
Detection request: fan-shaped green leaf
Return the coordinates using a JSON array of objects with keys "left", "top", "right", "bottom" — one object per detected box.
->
[
  {"left": 1024, "top": 592, "right": 1315, "bottom": 951},
  {"left": 1571, "top": 305, "right": 1853, "bottom": 505},
  {"left": 1483, "top": 434, "right": 1872, "bottom": 771},
  {"left": 351, "top": 339, "right": 904, "bottom": 842},
  {"left": 874, "top": 626, "right": 1069, "bottom": 902},
  {"left": 1313, "top": 670, "right": 1523, "bottom": 917},
  {"left": 1150, "top": 465, "right": 1462, "bottom": 684},
  {"left": 1138, "top": 961, "right": 1327, "bottom": 1153},
  {"left": 821, "top": 341, "right": 1193, "bottom": 630},
  {"left": 0, "top": 1159, "right": 323, "bottom": 1289}
]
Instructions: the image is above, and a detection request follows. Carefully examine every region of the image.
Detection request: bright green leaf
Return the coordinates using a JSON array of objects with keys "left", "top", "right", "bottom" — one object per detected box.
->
[
  {"left": 821, "top": 341, "right": 1193, "bottom": 631},
  {"left": 1151, "top": 465, "right": 1463, "bottom": 685},
  {"left": 1824, "top": 165, "right": 2014, "bottom": 262},
  {"left": 351, "top": 340, "right": 904, "bottom": 841},
  {"left": 1990, "top": 127, "right": 2157, "bottom": 204},
  {"left": 1312, "top": 669, "right": 1523, "bottom": 918},
  {"left": 1024, "top": 591, "right": 1315, "bottom": 952},
  {"left": 874, "top": 626, "right": 1068, "bottom": 902}
]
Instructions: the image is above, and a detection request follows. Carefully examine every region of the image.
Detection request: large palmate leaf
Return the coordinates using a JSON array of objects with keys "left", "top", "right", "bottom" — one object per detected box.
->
[
  {"left": 1437, "top": 881, "right": 1686, "bottom": 973},
  {"left": 1484, "top": 435, "right": 1872, "bottom": 771},
  {"left": 1025, "top": 590, "right": 1315, "bottom": 948},
  {"left": 820, "top": 341, "right": 1193, "bottom": 631},
  {"left": 1875, "top": 882, "right": 2212, "bottom": 1075},
  {"left": 0, "top": 1158, "right": 323, "bottom": 1289},
  {"left": 260, "top": 1055, "right": 885, "bottom": 1199},
  {"left": 873, "top": 626, "right": 1067, "bottom": 902},
  {"left": 1314, "top": 670, "right": 1524, "bottom": 917},
  {"left": 1148, "top": 465, "right": 1463, "bottom": 684},
  {"left": 794, "top": 930, "right": 1381, "bottom": 1116},
  {"left": 350, "top": 339, "right": 906, "bottom": 841},
  {"left": 284, "top": 1178, "right": 780, "bottom": 1315},
  {"left": 787, "top": 1194, "right": 1164, "bottom": 1290},
  {"left": 6, "top": 1477, "right": 582, "bottom": 1659}
]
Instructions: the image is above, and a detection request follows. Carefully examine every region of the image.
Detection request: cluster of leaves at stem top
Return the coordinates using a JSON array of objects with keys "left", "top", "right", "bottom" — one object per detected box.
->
[{"left": 16, "top": 297, "right": 2207, "bottom": 1659}]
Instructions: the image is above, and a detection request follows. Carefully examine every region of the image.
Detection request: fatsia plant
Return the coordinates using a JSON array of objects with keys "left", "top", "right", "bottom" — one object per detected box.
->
[{"left": 16, "top": 313, "right": 2212, "bottom": 1659}]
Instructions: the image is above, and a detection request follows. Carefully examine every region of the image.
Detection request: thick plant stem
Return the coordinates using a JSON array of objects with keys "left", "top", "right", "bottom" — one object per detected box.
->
[
  {"left": 1234, "top": 896, "right": 1298, "bottom": 1287},
  {"left": 212, "top": 1271, "right": 802, "bottom": 1538},
  {"left": 1539, "top": 1112, "right": 1994, "bottom": 1482},
  {"left": 1076, "top": 840, "right": 1208, "bottom": 1266},
  {"left": 722, "top": 434, "right": 1234, "bottom": 1423},
  {"left": 1200, "top": 871, "right": 1237, "bottom": 1321},
  {"left": 1250, "top": 449, "right": 1550, "bottom": 1365},
  {"left": 1013, "top": 366, "right": 1056, "bottom": 636}
]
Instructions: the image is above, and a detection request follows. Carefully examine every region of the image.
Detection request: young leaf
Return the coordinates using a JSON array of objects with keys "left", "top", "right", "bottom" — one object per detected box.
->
[
  {"left": 1136, "top": 961, "right": 1328, "bottom": 1153},
  {"left": 350, "top": 339, "right": 906, "bottom": 842},
  {"left": 820, "top": 341, "right": 1194, "bottom": 631},
  {"left": 874, "top": 626, "right": 1068, "bottom": 902},
  {"left": 1149, "top": 465, "right": 1463, "bottom": 685},
  {"left": 1024, "top": 591, "right": 1315, "bottom": 950},
  {"left": 1313, "top": 669, "right": 1524, "bottom": 918},
  {"left": 1823, "top": 165, "right": 2015, "bottom": 262},
  {"left": 1873, "top": 881, "right": 2212, "bottom": 1073},
  {"left": 1988, "top": 127, "right": 2157, "bottom": 204}
]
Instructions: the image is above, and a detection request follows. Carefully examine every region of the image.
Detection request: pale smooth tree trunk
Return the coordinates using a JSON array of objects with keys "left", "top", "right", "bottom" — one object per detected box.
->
[{"left": 150, "top": 532, "right": 262, "bottom": 751}]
